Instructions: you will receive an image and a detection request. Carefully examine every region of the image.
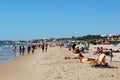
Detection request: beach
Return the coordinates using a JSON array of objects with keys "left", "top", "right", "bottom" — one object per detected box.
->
[{"left": 0, "top": 45, "right": 120, "bottom": 80}]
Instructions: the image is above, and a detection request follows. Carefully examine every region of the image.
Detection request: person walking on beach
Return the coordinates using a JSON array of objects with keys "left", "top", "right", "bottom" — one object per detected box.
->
[
  {"left": 45, "top": 43, "right": 48, "bottom": 52},
  {"left": 109, "top": 48, "right": 113, "bottom": 62},
  {"left": 27, "top": 45, "right": 31, "bottom": 54},
  {"left": 19, "top": 46, "right": 22, "bottom": 55},
  {"left": 22, "top": 46, "right": 25, "bottom": 55},
  {"left": 12, "top": 45, "right": 16, "bottom": 56},
  {"left": 32, "top": 45, "right": 35, "bottom": 54},
  {"left": 41, "top": 43, "right": 45, "bottom": 53}
]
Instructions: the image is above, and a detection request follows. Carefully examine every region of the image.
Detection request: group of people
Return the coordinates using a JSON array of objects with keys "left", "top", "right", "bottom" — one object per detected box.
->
[
  {"left": 12, "top": 44, "right": 37, "bottom": 56},
  {"left": 65, "top": 42, "right": 114, "bottom": 64},
  {"left": 65, "top": 43, "right": 85, "bottom": 60},
  {"left": 94, "top": 47, "right": 113, "bottom": 62},
  {"left": 94, "top": 47, "right": 104, "bottom": 55},
  {"left": 19, "top": 46, "right": 25, "bottom": 55},
  {"left": 12, "top": 42, "right": 49, "bottom": 57},
  {"left": 19, "top": 45, "right": 37, "bottom": 55},
  {"left": 41, "top": 43, "right": 48, "bottom": 53},
  {"left": 73, "top": 46, "right": 85, "bottom": 54}
]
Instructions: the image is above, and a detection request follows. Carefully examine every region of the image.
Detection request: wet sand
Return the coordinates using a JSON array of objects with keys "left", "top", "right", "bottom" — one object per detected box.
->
[{"left": 0, "top": 45, "right": 120, "bottom": 80}]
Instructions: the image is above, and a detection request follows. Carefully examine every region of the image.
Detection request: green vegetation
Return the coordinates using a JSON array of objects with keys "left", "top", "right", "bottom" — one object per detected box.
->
[
  {"left": 1, "top": 34, "right": 120, "bottom": 44},
  {"left": 29, "top": 34, "right": 120, "bottom": 44}
]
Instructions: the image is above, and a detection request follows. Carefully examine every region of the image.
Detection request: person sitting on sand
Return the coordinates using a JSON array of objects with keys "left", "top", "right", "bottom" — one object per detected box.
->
[
  {"left": 72, "top": 43, "right": 76, "bottom": 52},
  {"left": 100, "top": 47, "right": 103, "bottom": 54},
  {"left": 80, "top": 47, "right": 84, "bottom": 54},
  {"left": 94, "top": 47, "right": 100, "bottom": 55},
  {"left": 73, "top": 47, "right": 80, "bottom": 53},
  {"left": 87, "top": 53, "right": 106, "bottom": 67}
]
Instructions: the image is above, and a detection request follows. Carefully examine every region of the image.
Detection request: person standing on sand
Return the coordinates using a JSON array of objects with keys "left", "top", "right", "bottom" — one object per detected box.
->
[
  {"left": 41, "top": 43, "right": 45, "bottom": 53},
  {"left": 27, "top": 45, "right": 31, "bottom": 54},
  {"left": 12, "top": 45, "right": 16, "bottom": 56},
  {"left": 32, "top": 45, "right": 35, "bottom": 54},
  {"left": 109, "top": 48, "right": 113, "bottom": 62},
  {"left": 45, "top": 43, "right": 48, "bottom": 52},
  {"left": 19, "top": 46, "right": 22, "bottom": 55},
  {"left": 22, "top": 46, "right": 25, "bottom": 55}
]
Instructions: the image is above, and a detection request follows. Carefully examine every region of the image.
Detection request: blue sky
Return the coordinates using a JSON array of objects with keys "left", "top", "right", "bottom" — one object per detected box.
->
[{"left": 0, "top": 0, "right": 120, "bottom": 40}]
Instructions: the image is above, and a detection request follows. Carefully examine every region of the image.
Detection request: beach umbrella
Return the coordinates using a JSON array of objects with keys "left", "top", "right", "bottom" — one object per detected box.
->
[
  {"left": 117, "top": 43, "right": 120, "bottom": 47},
  {"left": 80, "top": 43, "right": 84, "bottom": 47},
  {"left": 75, "top": 45, "right": 82, "bottom": 49},
  {"left": 84, "top": 45, "right": 89, "bottom": 50}
]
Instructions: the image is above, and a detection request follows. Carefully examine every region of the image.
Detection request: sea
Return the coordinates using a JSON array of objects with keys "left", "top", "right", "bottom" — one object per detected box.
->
[{"left": 0, "top": 43, "right": 28, "bottom": 64}]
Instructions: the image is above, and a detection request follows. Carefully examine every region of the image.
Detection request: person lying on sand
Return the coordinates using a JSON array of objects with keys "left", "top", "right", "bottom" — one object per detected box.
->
[
  {"left": 65, "top": 53, "right": 84, "bottom": 60},
  {"left": 87, "top": 53, "right": 106, "bottom": 67}
]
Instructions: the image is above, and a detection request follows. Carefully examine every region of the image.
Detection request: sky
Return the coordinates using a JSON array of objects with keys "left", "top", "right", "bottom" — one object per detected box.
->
[{"left": 0, "top": 0, "right": 120, "bottom": 40}]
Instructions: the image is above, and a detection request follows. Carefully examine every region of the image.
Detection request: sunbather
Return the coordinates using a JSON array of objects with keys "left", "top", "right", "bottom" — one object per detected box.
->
[
  {"left": 87, "top": 53, "right": 106, "bottom": 66},
  {"left": 65, "top": 53, "right": 84, "bottom": 60}
]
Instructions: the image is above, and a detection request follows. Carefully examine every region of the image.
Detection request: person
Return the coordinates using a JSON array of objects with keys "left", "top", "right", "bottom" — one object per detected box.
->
[
  {"left": 109, "top": 48, "right": 113, "bottom": 62},
  {"left": 74, "top": 47, "right": 80, "bottom": 53},
  {"left": 87, "top": 42, "right": 90, "bottom": 50},
  {"left": 65, "top": 53, "right": 84, "bottom": 60},
  {"left": 22, "top": 46, "right": 25, "bottom": 55},
  {"left": 79, "top": 53, "right": 84, "bottom": 62},
  {"left": 97, "top": 53, "right": 106, "bottom": 65},
  {"left": 32, "top": 45, "right": 35, "bottom": 54},
  {"left": 79, "top": 53, "right": 84, "bottom": 58},
  {"left": 45, "top": 43, "right": 48, "bottom": 52},
  {"left": 94, "top": 47, "right": 100, "bottom": 55},
  {"left": 100, "top": 47, "right": 103, "bottom": 54},
  {"left": 87, "top": 53, "right": 106, "bottom": 67},
  {"left": 19, "top": 46, "right": 22, "bottom": 55},
  {"left": 41, "top": 43, "right": 45, "bottom": 53},
  {"left": 12, "top": 45, "right": 16, "bottom": 56},
  {"left": 27, "top": 45, "right": 31, "bottom": 54},
  {"left": 72, "top": 43, "right": 76, "bottom": 52},
  {"left": 80, "top": 47, "right": 84, "bottom": 54},
  {"left": 59, "top": 43, "right": 62, "bottom": 48}
]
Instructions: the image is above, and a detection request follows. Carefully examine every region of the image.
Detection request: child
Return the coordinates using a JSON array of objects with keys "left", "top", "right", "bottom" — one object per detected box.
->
[{"left": 79, "top": 53, "right": 84, "bottom": 62}]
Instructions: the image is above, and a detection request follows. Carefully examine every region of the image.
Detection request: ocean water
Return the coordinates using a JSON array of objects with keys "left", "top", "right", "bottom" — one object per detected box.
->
[{"left": 0, "top": 43, "right": 28, "bottom": 64}]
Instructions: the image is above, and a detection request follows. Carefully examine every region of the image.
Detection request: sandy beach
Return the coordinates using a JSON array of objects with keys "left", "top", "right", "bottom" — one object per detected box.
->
[{"left": 0, "top": 45, "right": 120, "bottom": 80}]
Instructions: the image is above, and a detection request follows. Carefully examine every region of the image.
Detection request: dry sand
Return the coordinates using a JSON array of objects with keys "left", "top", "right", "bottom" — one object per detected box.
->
[{"left": 0, "top": 45, "right": 120, "bottom": 80}]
